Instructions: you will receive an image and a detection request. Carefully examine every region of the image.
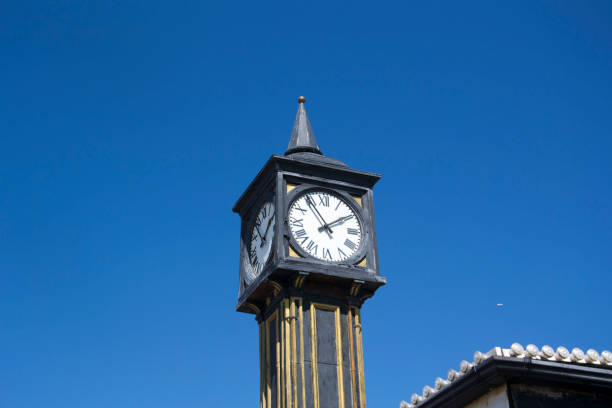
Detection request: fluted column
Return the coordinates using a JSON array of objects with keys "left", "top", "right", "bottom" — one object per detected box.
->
[{"left": 259, "top": 296, "right": 367, "bottom": 408}]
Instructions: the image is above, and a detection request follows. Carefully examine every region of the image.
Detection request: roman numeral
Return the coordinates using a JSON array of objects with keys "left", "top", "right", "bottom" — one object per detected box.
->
[
  {"left": 318, "top": 195, "right": 329, "bottom": 207},
  {"left": 261, "top": 206, "right": 268, "bottom": 218},
  {"left": 335, "top": 200, "right": 341, "bottom": 210},
  {"left": 347, "top": 228, "right": 359, "bottom": 235},
  {"left": 338, "top": 248, "right": 347, "bottom": 258},
  {"left": 294, "top": 204, "right": 307, "bottom": 215},
  {"left": 344, "top": 239, "right": 356, "bottom": 250},
  {"left": 322, "top": 248, "right": 332, "bottom": 260},
  {"left": 250, "top": 246, "right": 260, "bottom": 270},
  {"left": 306, "top": 240, "right": 318, "bottom": 255},
  {"left": 289, "top": 217, "right": 303, "bottom": 228},
  {"left": 294, "top": 229, "right": 309, "bottom": 245}
]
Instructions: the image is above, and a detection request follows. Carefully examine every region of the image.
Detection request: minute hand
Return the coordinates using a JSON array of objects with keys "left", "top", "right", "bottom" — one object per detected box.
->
[
  {"left": 260, "top": 212, "right": 275, "bottom": 247},
  {"left": 318, "top": 215, "right": 352, "bottom": 232},
  {"left": 305, "top": 196, "right": 333, "bottom": 235}
]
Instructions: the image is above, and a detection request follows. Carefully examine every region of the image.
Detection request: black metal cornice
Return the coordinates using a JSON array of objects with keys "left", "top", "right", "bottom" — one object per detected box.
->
[{"left": 231, "top": 155, "right": 381, "bottom": 214}]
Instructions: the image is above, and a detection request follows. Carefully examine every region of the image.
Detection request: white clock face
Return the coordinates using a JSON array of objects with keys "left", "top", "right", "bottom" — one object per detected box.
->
[
  {"left": 249, "top": 201, "right": 275, "bottom": 275},
  {"left": 288, "top": 190, "right": 362, "bottom": 262}
]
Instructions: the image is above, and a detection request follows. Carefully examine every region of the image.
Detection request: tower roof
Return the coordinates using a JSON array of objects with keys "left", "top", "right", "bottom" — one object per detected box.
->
[
  {"left": 285, "top": 96, "right": 322, "bottom": 156},
  {"left": 401, "top": 343, "right": 612, "bottom": 408}
]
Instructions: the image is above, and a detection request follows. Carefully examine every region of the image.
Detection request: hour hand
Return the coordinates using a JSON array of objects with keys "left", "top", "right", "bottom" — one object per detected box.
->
[{"left": 318, "top": 215, "right": 351, "bottom": 232}]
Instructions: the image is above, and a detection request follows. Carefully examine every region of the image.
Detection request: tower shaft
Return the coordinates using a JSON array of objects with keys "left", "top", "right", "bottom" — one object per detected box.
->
[{"left": 258, "top": 293, "right": 367, "bottom": 408}]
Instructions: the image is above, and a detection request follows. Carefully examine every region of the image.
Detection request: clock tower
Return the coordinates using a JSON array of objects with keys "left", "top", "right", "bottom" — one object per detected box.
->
[{"left": 233, "top": 97, "right": 385, "bottom": 408}]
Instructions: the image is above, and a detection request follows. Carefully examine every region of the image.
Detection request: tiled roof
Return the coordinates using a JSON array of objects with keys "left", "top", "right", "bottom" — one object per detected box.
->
[{"left": 400, "top": 343, "right": 612, "bottom": 408}]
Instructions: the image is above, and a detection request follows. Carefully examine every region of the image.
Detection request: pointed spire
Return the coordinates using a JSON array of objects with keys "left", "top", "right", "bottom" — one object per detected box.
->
[{"left": 285, "top": 96, "right": 322, "bottom": 156}]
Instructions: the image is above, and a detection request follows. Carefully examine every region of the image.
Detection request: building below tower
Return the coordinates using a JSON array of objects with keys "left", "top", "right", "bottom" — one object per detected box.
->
[{"left": 401, "top": 344, "right": 612, "bottom": 408}]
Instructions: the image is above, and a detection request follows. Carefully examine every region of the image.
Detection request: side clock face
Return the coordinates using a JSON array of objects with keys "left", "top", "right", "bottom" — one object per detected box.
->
[
  {"left": 249, "top": 201, "right": 275, "bottom": 275},
  {"left": 288, "top": 190, "right": 362, "bottom": 262}
]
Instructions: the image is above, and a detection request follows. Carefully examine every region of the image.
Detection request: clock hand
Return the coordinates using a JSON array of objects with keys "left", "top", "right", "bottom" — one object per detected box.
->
[
  {"left": 305, "top": 197, "right": 326, "bottom": 229},
  {"left": 260, "top": 212, "right": 275, "bottom": 247},
  {"left": 305, "top": 196, "right": 334, "bottom": 238},
  {"left": 254, "top": 223, "right": 265, "bottom": 243},
  {"left": 318, "top": 215, "right": 352, "bottom": 232}
]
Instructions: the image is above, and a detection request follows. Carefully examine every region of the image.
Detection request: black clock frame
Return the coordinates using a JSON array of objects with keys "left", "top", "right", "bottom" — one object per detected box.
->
[
  {"left": 284, "top": 184, "right": 369, "bottom": 266},
  {"left": 234, "top": 154, "right": 385, "bottom": 314},
  {"left": 239, "top": 188, "right": 275, "bottom": 287}
]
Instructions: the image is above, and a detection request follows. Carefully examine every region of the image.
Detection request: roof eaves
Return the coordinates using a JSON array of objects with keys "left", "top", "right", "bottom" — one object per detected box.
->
[{"left": 401, "top": 344, "right": 612, "bottom": 408}]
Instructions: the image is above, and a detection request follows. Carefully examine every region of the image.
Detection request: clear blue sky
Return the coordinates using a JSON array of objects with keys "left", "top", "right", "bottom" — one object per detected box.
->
[{"left": 2, "top": 1, "right": 611, "bottom": 407}]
